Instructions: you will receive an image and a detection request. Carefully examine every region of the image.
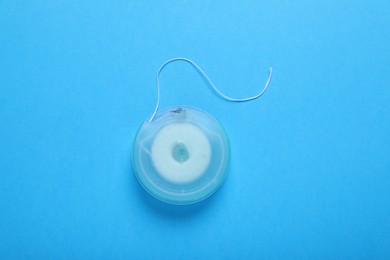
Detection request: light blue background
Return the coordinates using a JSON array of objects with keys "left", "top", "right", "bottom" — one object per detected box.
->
[{"left": 1, "top": 1, "right": 389, "bottom": 259}]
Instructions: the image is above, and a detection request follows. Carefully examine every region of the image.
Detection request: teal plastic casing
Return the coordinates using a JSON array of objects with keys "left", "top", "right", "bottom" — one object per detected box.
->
[{"left": 132, "top": 106, "right": 230, "bottom": 205}]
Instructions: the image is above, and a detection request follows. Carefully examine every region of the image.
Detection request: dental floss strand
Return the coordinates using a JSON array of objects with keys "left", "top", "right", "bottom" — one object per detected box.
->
[{"left": 149, "top": 57, "right": 272, "bottom": 122}]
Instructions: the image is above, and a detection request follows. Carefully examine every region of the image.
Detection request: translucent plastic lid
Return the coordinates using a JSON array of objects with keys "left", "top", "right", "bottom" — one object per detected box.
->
[{"left": 132, "top": 106, "right": 230, "bottom": 205}]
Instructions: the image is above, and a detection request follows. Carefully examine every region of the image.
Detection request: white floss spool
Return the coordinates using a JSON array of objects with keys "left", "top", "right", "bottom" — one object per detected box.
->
[
  {"left": 132, "top": 58, "right": 272, "bottom": 205},
  {"left": 151, "top": 123, "right": 211, "bottom": 184}
]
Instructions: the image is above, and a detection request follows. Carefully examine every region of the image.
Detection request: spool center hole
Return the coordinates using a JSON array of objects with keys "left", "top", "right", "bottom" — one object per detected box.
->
[{"left": 172, "top": 143, "right": 189, "bottom": 163}]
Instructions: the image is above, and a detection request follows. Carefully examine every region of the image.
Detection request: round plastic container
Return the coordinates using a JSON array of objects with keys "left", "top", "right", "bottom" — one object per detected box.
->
[{"left": 132, "top": 106, "right": 230, "bottom": 205}]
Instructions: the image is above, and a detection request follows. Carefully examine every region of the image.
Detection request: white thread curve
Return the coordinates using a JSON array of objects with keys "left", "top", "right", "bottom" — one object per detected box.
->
[{"left": 148, "top": 57, "right": 272, "bottom": 122}]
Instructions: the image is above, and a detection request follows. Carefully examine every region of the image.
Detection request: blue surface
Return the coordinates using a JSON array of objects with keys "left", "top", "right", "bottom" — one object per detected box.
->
[{"left": 1, "top": 1, "right": 389, "bottom": 259}]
